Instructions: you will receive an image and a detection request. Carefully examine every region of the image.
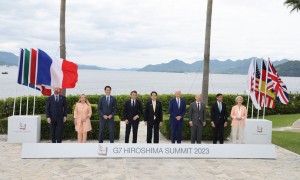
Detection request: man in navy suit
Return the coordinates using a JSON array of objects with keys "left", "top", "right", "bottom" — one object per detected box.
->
[
  {"left": 46, "top": 87, "right": 68, "bottom": 143},
  {"left": 144, "top": 91, "right": 163, "bottom": 143},
  {"left": 211, "top": 93, "right": 228, "bottom": 144},
  {"left": 98, "top": 86, "right": 117, "bottom": 143},
  {"left": 169, "top": 90, "right": 186, "bottom": 144},
  {"left": 123, "top": 90, "right": 143, "bottom": 143}
]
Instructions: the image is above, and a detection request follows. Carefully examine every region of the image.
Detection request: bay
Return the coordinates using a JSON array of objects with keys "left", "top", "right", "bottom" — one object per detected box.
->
[{"left": 0, "top": 66, "right": 299, "bottom": 99}]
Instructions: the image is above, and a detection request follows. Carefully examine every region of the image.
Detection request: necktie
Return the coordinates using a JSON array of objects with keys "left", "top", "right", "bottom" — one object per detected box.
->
[
  {"left": 106, "top": 96, "right": 110, "bottom": 105},
  {"left": 153, "top": 101, "right": 156, "bottom": 112},
  {"left": 197, "top": 103, "right": 200, "bottom": 111},
  {"left": 177, "top": 99, "right": 180, "bottom": 109},
  {"left": 133, "top": 100, "right": 135, "bottom": 107},
  {"left": 218, "top": 102, "right": 222, "bottom": 112},
  {"left": 55, "top": 95, "right": 58, "bottom": 102}
]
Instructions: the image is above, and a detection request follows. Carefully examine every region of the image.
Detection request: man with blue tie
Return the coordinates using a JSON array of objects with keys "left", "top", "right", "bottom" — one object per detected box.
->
[
  {"left": 211, "top": 93, "right": 228, "bottom": 144},
  {"left": 46, "top": 87, "right": 67, "bottom": 143},
  {"left": 98, "top": 86, "right": 117, "bottom": 143},
  {"left": 123, "top": 90, "right": 143, "bottom": 143},
  {"left": 169, "top": 90, "right": 186, "bottom": 144}
]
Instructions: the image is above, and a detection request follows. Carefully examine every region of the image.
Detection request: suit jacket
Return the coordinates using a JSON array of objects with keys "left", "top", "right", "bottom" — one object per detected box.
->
[
  {"left": 123, "top": 99, "right": 143, "bottom": 122},
  {"left": 46, "top": 94, "right": 67, "bottom": 121},
  {"left": 210, "top": 101, "right": 228, "bottom": 124},
  {"left": 189, "top": 101, "right": 206, "bottom": 125},
  {"left": 230, "top": 105, "right": 247, "bottom": 127},
  {"left": 98, "top": 95, "right": 117, "bottom": 120},
  {"left": 169, "top": 98, "right": 186, "bottom": 124},
  {"left": 144, "top": 100, "right": 163, "bottom": 123}
]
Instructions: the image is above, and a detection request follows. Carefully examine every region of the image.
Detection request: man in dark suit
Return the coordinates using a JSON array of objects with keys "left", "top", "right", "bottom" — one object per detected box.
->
[
  {"left": 123, "top": 90, "right": 143, "bottom": 143},
  {"left": 211, "top": 93, "right": 228, "bottom": 144},
  {"left": 46, "top": 87, "right": 67, "bottom": 143},
  {"left": 189, "top": 94, "right": 206, "bottom": 144},
  {"left": 98, "top": 86, "right": 117, "bottom": 143},
  {"left": 169, "top": 90, "right": 186, "bottom": 144},
  {"left": 144, "top": 91, "right": 163, "bottom": 143}
]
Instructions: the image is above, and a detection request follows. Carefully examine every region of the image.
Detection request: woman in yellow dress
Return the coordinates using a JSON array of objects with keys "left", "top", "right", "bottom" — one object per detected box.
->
[{"left": 74, "top": 94, "right": 92, "bottom": 143}]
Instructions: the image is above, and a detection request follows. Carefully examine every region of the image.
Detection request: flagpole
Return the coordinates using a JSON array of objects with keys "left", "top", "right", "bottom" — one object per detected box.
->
[
  {"left": 262, "top": 59, "right": 269, "bottom": 119},
  {"left": 25, "top": 48, "right": 33, "bottom": 116},
  {"left": 13, "top": 48, "right": 23, "bottom": 116},
  {"left": 246, "top": 58, "right": 255, "bottom": 118},
  {"left": 257, "top": 58, "right": 263, "bottom": 119},
  {"left": 251, "top": 58, "right": 256, "bottom": 119},
  {"left": 19, "top": 48, "right": 28, "bottom": 116},
  {"left": 33, "top": 49, "right": 39, "bottom": 115}
]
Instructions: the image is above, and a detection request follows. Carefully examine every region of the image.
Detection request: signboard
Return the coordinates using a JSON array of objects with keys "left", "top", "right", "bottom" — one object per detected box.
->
[
  {"left": 8, "top": 115, "right": 41, "bottom": 143},
  {"left": 244, "top": 119, "right": 272, "bottom": 144},
  {"left": 21, "top": 143, "right": 276, "bottom": 159}
]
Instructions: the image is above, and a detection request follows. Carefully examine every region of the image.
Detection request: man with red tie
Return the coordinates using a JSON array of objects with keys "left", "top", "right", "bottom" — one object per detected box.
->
[{"left": 169, "top": 90, "right": 186, "bottom": 144}]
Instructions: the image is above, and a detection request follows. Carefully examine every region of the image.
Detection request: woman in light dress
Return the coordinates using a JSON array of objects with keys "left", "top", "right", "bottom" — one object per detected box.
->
[
  {"left": 230, "top": 96, "right": 247, "bottom": 144},
  {"left": 74, "top": 94, "right": 92, "bottom": 143}
]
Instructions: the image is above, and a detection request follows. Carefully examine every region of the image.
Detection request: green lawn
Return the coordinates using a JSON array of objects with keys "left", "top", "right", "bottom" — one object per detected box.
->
[
  {"left": 265, "top": 114, "right": 300, "bottom": 128},
  {"left": 264, "top": 114, "right": 300, "bottom": 155},
  {"left": 272, "top": 131, "right": 300, "bottom": 155}
]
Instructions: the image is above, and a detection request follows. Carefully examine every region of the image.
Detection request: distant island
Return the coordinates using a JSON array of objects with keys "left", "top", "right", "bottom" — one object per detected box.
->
[{"left": 1, "top": 51, "right": 300, "bottom": 77}]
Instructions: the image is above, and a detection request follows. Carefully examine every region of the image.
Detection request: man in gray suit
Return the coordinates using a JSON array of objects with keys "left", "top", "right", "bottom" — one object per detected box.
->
[
  {"left": 98, "top": 86, "right": 117, "bottom": 143},
  {"left": 189, "top": 94, "right": 206, "bottom": 144}
]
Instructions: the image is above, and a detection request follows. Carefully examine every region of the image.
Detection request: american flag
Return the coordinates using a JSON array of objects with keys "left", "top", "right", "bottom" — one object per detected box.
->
[
  {"left": 248, "top": 59, "right": 261, "bottom": 110},
  {"left": 267, "top": 59, "right": 289, "bottom": 104}
]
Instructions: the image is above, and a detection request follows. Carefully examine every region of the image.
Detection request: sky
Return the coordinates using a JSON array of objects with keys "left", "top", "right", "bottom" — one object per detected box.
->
[{"left": 0, "top": 0, "right": 299, "bottom": 68}]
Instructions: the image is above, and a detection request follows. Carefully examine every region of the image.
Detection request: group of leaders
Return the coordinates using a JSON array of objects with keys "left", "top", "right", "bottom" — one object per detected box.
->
[{"left": 46, "top": 86, "right": 247, "bottom": 144}]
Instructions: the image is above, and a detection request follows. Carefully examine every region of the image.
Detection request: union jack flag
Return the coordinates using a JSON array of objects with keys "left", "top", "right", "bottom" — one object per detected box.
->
[{"left": 267, "top": 59, "right": 289, "bottom": 104}]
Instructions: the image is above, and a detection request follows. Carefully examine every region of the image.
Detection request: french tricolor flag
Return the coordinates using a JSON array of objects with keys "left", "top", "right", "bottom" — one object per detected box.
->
[{"left": 36, "top": 49, "right": 78, "bottom": 88}]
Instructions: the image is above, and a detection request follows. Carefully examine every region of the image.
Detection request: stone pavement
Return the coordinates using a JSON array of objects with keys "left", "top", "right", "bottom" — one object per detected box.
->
[{"left": 1, "top": 121, "right": 300, "bottom": 180}]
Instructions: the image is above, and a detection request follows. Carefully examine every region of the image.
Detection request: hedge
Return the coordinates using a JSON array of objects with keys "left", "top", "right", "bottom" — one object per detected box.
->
[
  {"left": 160, "top": 118, "right": 232, "bottom": 141},
  {"left": 0, "top": 114, "right": 120, "bottom": 140},
  {"left": 2, "top": 94, "right": 300, "bottom": 120}
]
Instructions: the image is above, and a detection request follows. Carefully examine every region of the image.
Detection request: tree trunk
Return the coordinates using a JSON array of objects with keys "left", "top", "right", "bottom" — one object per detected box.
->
[
  {"left": 60, "top": 0, "right": 66, "bottom": 96},
  {"left": 202, "top": 0, "right": 213, "bottom": 105}
]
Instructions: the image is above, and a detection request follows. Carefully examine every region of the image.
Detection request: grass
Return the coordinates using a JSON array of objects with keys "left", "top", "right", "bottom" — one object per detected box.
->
[
  {"left": 272, "top": 131, "right": 300, "bottom": 155},
  {"left": 263, "top": 114, "right": 300, "bottom": 155},
  {"left": 264, "top": 114, "right": 300, "bottom": 128}
]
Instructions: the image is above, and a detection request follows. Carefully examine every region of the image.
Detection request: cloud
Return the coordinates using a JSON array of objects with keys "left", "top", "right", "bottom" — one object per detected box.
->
[{"left": 0, "top": 0, "right": 299, "bottom": 68}]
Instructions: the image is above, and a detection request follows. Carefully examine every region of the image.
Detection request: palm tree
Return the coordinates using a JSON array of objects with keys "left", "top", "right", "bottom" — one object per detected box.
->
[
  {"left": 284, "top": 0, "right": 300, "bottom": 12},
  {"left": 60, "top": 0, "right": 66, "bottom": 96},
  {"left": 202, "top": 0, "right": 213, "bottom": 105}
]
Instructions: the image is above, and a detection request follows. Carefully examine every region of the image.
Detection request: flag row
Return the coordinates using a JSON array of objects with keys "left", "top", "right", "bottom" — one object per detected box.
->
[
  {"left": 18, "top": 48, "right": 78, "bottom": 96},
  {"left": 248, "top": 58, "right": 289, "bottom": 110}
]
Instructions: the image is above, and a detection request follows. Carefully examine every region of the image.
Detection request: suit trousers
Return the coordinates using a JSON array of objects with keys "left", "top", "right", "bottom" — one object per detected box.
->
[
  {"left": 191, "top": 123, "right": 203, "bottom": 144},
  {"left": 231, "top": 121, "right": 244, "bottom": 144},
  {"left": 50, "top": 119, "right": 63, "bottom": 143},
  {"left": 125, "top": 120, "right": 139, "bottom": 143},
  {"left": 212, "top": 122, "right": 225, "bottom": 144},
  {"left": 171, "top": 120, "right": 183, "bottom": 144},
  {"left": 147, "top": 122, "right": 159, "bottom": 143},
  {"left": 99, "top": 119, "right": 114, "bottom": 143}
]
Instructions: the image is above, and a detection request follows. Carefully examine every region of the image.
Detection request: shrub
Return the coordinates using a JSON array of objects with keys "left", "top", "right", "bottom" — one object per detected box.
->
[
  {"left": 3, "top": 94, "right": 300, "bottom": 120},
  {"left": 160, "top": 118, "right": 232, "bottom": 141}
]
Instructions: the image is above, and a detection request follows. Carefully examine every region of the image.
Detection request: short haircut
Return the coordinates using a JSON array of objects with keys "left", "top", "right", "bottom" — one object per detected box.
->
[
  {"left": 150, "top": 91, "right": 157, "bottom": 96},
  {"left": 216, "top": 93, "right": 222, "bottom": 97},
  {"left": 235, "top": 96, "right": 244, "bottom": 102},
  {"left": 104, "top": 86, "right": 111, "bottom": 90},
  {"left": 130, "top": 90, "right": 137, "bottom": 95}
]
